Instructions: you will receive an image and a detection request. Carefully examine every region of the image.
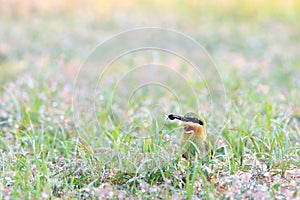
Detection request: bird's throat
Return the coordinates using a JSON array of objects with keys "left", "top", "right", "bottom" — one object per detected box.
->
[{"left": 184, "top": 125, "right": 196, "bottom": 134}]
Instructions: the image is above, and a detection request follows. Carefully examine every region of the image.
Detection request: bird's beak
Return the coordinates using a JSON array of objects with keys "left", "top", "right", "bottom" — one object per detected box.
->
[
  {"left": 167, "top": 113, "right": 184, "bottom": 121},
  {"left": 168, "top": 113, "right": 200, "bottom": 124}
]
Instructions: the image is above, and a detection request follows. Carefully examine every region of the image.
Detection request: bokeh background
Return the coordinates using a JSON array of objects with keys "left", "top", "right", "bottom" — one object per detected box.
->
[
  {"left": 1, "top": 1, "right": 300, "bottom": 199},
  {"left": 1, "top": 0, "right": 299, "bottom": 84}
]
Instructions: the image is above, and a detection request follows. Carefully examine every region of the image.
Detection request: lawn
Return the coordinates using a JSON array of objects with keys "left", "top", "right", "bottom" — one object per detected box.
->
[{"left": 0, "top": 1, "right": 300, "bottom": 199}]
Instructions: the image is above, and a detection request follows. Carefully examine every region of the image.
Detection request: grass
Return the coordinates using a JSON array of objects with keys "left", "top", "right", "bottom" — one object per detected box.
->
[
  {"left": 1, "top": 1, "right": 300, "bottom": 199},
  {"left": 1, "top": 61, "right": 299, "bottom": 199}
]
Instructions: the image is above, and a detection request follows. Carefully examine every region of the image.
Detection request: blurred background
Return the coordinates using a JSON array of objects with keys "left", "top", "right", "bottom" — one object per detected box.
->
[
  {"left": 0, "top": 0, "right": 300, "bottom": 199},
  {"left": 1, "top": 0, "right": 300, "bottom": 135},
  {"left": 1, "top": 0, "right": 299, "bottom": 84},
  {"left": 0, "top": 0, "right": 299, "bottom": 131},
  {"left": 0, "top": 1, "right": 300, "bottom": 198}
]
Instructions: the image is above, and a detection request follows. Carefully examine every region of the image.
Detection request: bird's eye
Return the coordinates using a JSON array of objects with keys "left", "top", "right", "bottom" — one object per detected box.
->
[{"left": 197, "top": 119, "right": 204, "bottom": 126}]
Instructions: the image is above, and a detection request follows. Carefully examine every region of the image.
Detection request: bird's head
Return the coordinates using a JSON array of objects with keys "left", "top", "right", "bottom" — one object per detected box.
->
[{"left": 168, "top": 112, "right": 207, "bottom": 141}]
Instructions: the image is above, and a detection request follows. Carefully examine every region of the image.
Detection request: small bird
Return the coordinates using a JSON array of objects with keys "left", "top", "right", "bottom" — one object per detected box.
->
[{"left": 168, "top": 113, "right": 207, "bottom": 160}]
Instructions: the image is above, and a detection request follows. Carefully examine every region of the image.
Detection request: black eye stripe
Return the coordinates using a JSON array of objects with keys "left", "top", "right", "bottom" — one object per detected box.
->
[
  {"left": 168, "top": 113, "right": 204, "bottom": 125},
  {"left": 185, "top": 116, "right": 204, "bottom": 125}
]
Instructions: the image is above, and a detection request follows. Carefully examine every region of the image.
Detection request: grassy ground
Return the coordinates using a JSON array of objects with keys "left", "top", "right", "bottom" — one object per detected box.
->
[{"left": 1, "top": 1, "right": 300, "bottom": 199}]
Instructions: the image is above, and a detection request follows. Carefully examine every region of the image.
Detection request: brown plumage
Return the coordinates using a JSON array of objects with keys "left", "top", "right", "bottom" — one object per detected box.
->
[{"left": 168, "top": 113, "right": 207, "bottom": 159}]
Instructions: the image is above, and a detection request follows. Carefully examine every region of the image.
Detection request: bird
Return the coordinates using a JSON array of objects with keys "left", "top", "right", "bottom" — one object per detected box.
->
[{"left": 168, "top": 113, "right": 207, "bottom": 160}]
